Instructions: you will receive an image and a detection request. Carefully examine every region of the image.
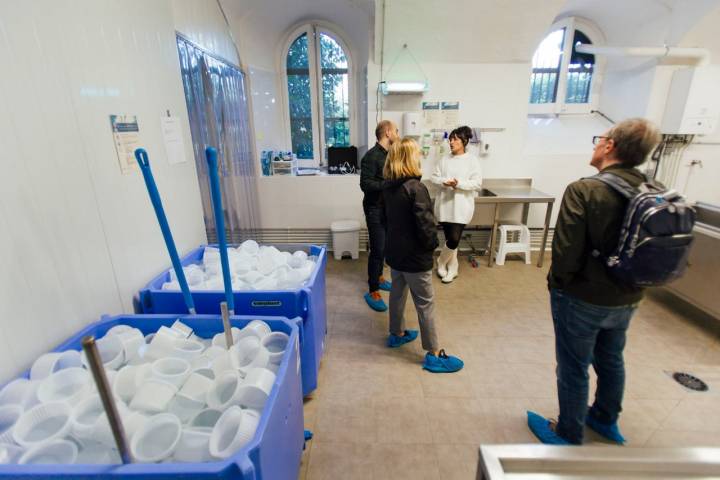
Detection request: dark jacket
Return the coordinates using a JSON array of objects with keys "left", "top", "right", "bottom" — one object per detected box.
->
[
  {"left": 548, "top": 164, "right": 647, "bottom": 306},
  {"left": 382, "top": 176, "right": 439, "bottom": 272},
  {"left": 360, "top": 143, "right": 388, "bottom": 208}
]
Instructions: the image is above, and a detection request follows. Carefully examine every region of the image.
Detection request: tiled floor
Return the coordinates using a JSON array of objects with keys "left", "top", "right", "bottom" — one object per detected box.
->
[{"left": 299, "top": 252, "right": 720, "bottom": 480}]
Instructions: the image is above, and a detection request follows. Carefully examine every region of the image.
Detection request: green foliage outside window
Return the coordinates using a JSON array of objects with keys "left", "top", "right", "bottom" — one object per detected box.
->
[{"left": 286, "top": 30, "right": 350, "bottom": 161}]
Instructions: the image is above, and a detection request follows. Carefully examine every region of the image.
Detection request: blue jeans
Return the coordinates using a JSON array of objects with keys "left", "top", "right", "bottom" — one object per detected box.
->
[{"left": 550, "top": 289, "right": 637, "bottom": 444}]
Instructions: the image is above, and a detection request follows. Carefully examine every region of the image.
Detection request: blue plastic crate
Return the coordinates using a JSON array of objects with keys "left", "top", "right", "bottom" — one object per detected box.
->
[
  {"left": 136, "top": 244, "right": 327, "bottom": 397},
  {"left": 0, "top": 314, "right": 304, "bottom": 479}
]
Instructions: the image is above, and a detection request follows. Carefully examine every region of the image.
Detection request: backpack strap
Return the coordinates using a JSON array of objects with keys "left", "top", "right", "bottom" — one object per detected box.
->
[
  {"left": 588, "top": 172, "right": 638, "bottom": 199},
  {"left": 585, "top": 171, "right": 640, "bottom": 262}
]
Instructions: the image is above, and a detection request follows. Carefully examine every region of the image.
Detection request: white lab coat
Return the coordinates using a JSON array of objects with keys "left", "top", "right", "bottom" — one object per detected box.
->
[{"left": 431, "top": 152, "right": 483, "bottom": 224}]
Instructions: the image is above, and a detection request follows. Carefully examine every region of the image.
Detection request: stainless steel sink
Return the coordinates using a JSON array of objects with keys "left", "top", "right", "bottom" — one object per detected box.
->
[{"left": 478, "top": 188, "right": 497, "bottom": 197}]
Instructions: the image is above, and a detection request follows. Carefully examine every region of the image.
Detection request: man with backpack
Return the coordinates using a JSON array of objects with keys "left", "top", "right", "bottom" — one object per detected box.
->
[{"left": 528, "top": 118, "right": 676, "bottom": 445}]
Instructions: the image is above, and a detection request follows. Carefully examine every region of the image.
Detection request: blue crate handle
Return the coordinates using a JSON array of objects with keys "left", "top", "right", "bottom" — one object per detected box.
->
[
  {"left": 205, "top": 146, "right": 235, "bottom": 314},
  {"left": 135, "top": 148, "right": 196, "bottom": 314}
]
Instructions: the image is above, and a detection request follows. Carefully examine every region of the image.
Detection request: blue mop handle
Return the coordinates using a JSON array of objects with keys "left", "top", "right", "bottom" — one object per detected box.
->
[
  {"left": 134, "top": 148, "right": 196, "bottom": 314},
  {"left": 205, "top": 146, "right": 235, "bottom": 314}
]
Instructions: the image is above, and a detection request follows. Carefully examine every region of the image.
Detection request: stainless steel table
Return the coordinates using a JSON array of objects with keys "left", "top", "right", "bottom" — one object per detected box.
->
[{"left": 475, "top": 187, "right": 555, "bottom": 268}]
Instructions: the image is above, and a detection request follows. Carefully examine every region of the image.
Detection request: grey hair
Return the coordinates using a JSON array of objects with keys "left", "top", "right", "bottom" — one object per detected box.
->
[{"left": 607, "top": 118, "right": 662, "bottom": 167}]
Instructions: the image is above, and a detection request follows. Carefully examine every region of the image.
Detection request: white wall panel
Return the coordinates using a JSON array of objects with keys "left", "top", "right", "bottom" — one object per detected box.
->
[
  {"left": 0, "top": 0, "right": 232, "bottom": 382},
  {"left": 256, "top": 176, "right": 365, "bottom": 229}
]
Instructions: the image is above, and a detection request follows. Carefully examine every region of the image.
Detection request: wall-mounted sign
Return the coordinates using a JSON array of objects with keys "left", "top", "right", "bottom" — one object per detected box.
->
[
  {"left": 440, "top": 101, "right": 460, "bottom": 130},
  {"left": 161, "top": 116, "right": 187, "bottom": 165},
  {"left": 422, "top": 101, "right": 441, "bottom": 130},
  {"left": 110, "top": 114, "right": 140, "bottom": 174}
]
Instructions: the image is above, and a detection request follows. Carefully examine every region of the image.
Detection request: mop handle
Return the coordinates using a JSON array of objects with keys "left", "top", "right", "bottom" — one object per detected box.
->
[
  {"left": 205, "top": 146, "right": 235, "bottom": 314},
  {"left": 135, "top": 148, "right": 196, "bottom": 314}
]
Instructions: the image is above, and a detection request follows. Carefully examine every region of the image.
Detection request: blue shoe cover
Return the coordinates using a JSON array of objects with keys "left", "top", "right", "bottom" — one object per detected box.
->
[
  {"left": 303, "top": 429, "right": 313, "bottom": 450},
  {"left": 378, "top": 280, "right": 392, "bottom": 291},
  {"left": 364, "top": 292, "right": 387, "bottom": 312},
  {"left": 387, "top": 329, "right": 418, "bottom": 348},
  {"left": 586, "top": 414, "right": 626, "bottom": 444},
  {"left": 527, "top": 411, "right": 570, "bottom": 445},
  {"left": 422, "top": 349, "right": 463, "bottom": 373}
]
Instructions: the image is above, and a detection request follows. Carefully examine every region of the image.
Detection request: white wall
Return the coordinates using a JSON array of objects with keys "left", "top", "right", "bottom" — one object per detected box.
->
[
  {"left": 222, "top": 0, "right": 372, "bottom": 153},
  {"left": 590, "top": 3, "right": 720, "bottom": 205},
  {"left": 675, "top": 4, "right": 720, "bottom": 204},
  {"left": 366, "top": 0, "right": 566, "bottom": 227},
  {"left": 523, "top": 0, "right": 720, "bottom": 225},
  {"left": 216, "top": 0, "right": 374, "bottom": 229},
  {"left": 231, "top": 0, "right": 719, "bottom": 231},
  {"left": 256, "top": 176, "right": 364, "bottom": 228},
  {"left": 0, "top": 0, "right": 232, "bottom": 382},
  {"left": 366, "top": 0, "right": 720, "bottom": 230}
]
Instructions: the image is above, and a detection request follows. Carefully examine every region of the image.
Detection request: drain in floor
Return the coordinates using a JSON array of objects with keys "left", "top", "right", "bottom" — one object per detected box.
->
[{"left": 672, "top": 372, "right": 709, "bottom": 392}]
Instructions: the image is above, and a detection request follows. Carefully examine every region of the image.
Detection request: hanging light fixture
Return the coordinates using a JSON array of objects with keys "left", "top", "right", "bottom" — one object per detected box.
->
[{"left": 381, "top": 44, "right": 429, "bottom": 95}]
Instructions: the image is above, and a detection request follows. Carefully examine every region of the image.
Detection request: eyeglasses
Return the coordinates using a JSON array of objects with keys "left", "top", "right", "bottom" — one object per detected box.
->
[{"left": 592, "top": 135, "right": 609, "bottom": 145}]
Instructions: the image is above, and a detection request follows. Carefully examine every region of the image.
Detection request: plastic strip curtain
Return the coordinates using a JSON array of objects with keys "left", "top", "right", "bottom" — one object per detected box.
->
[{"left": 176, "top": 36, "right": 260, "bottom": 243}]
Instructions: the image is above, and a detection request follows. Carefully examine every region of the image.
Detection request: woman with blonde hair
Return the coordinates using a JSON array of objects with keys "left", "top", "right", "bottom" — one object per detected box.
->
[{"left": 382, "top": 137, "right": 463, "bottom": 373}]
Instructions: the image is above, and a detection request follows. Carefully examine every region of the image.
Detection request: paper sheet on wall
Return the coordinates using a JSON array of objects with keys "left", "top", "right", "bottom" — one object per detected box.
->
[
  {"left": 441, "top": 102, "right": 460, "bottom": 130},
  {"left": 110, "top": 114, "right": 140, "bottom": 174},
  {"left": 422, "top": 102, "right": 442, "bottom": 130},
  {"left": 161, "top": 116, "right": 187, "bottom": 165}
]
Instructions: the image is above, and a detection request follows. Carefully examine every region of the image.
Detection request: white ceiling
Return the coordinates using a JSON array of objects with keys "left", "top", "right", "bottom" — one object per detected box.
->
[
  {"left": 557, "top": 0, "right": 720, "bottom": 46},
  {"left": 219, "top": 0, "right": 374, "bottom": 69},
  {"left": 380, "top": 0, "right": 567, "bottom": 63},
  {"left": 219, "top": 0, "right": 720, "bottom": 67},
  {"left": 556, "top": 0, "right": 720, "bottom": 70}
]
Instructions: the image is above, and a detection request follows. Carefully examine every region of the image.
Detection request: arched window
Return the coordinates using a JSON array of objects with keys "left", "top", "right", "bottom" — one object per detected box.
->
[
  {"left": 529, "top": 17, "right": 603, "bottom": 114},
  {"left": 566, "top": 30, "right": 595, "bottom": 104},
  {"left": 284, "top": 24, "right": 352, "bottom": 165}
]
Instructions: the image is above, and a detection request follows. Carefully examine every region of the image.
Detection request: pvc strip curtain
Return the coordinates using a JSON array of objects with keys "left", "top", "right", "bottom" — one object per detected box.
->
[{"left": 176, "top": 36, "right": 260, "bottom": 242}]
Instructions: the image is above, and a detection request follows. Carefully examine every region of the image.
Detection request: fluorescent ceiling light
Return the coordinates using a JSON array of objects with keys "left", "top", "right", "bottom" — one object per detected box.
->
[{"left": 382, "top": 81, "right": 428, "bottom": 94}]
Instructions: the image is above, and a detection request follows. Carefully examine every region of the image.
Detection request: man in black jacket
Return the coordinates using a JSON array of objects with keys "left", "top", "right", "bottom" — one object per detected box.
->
[
  {"left": 528, "top": 118, "right": 662, "bottom": 446},
  {"left": 360, "top": 120, "right": 399, "bottom": 311}
]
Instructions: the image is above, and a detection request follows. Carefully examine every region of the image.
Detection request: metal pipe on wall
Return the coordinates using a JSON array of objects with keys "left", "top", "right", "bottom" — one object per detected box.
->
[{"left": 576, "top": 44, "right": 711, "bottom": 66}]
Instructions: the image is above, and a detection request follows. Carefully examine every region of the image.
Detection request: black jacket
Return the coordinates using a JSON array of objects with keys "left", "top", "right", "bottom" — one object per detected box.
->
[
  {"left": 548, "top": 164, "right": 646, "bottom": 306},
  {"left": 360, "top": 143, "right": 388, "bottom": 207},
  {"left": 382, "top": 176, "right": 439, "bottom": 272}
]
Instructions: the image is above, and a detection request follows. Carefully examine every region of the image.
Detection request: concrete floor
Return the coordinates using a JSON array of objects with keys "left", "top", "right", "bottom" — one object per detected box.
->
[{"left": 298, "top": 252, "right": 720, "bottom": 480}]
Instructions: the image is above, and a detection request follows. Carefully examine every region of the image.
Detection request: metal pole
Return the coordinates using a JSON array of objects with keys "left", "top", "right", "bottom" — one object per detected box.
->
[
  {"left": 82, "top": 336, "right": 132, "bottom": 464},
  {"left": 220, "top": 301, "right": 233, "bottom": 349},
  {"left": 538, "top": 201, "right": 554, "bottom": 268},
  {"left": 205, "top": 147, "right": 235, "bottom": 315},
  {"left": 487, "top": 203, "right": 500, "bottom": 267}
]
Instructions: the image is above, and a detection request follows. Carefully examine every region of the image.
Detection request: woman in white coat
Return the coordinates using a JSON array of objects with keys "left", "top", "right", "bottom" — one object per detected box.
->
[{"left": 431, "top": 126, "right": 483, "bottom": 283}]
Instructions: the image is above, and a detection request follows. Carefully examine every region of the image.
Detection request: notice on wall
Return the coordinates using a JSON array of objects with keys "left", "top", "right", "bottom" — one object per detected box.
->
[
  {"left": 440, "top": 102, "right": 460, "bottom": 130},
  {"left": 110, "top": 114, "right": 140, "bottom": 174},
  {"left": 422, "top": 102, "right": 442, "bottom": 130},
  {"left": 161, "top": 116, "right": 187, "bottom": 165}
]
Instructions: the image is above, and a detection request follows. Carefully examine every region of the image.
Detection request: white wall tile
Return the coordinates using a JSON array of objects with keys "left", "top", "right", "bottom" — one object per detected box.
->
[{"left": 0, "top": 0, "right": 233, "bottom": 381}]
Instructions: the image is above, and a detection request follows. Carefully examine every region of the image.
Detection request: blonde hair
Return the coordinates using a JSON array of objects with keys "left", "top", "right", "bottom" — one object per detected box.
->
[{"left": 384, "top": 137, "right": 422, "bottom": 180}]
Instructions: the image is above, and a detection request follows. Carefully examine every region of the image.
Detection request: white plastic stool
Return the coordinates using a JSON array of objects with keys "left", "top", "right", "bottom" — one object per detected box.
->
[
  {"left": 495, "top": 224, "right": 531, "bottom": 265},
  {"left": 330, "top": 220, "right": 360, "bottom": 260}
]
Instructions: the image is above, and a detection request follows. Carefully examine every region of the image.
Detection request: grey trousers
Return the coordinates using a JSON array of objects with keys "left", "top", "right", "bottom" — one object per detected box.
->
[{"left": 389, "top": 268, "right": 440, "bottom": 352}]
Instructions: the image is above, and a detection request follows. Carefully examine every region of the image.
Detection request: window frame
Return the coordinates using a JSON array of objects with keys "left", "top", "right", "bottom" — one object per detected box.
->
[
  {"left": 280, "top": 22, "right": 355, "bottom": 167},
  {"left": 528, "top": 17, "right": 606, "bottom": 116}
]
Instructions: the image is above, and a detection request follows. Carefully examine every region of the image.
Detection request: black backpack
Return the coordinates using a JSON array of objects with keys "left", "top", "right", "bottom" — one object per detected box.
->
[{"left": 590, "top": 172, "right": 696, "bottom": 287}]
